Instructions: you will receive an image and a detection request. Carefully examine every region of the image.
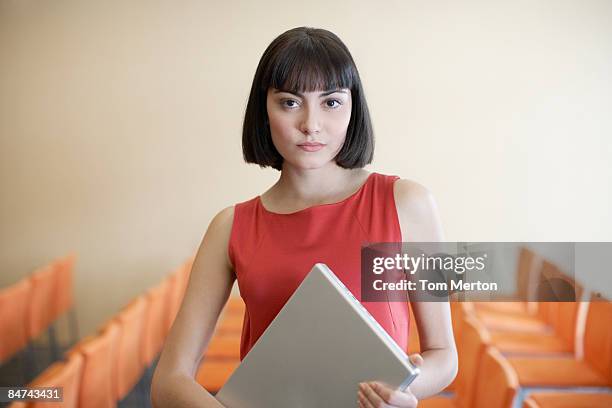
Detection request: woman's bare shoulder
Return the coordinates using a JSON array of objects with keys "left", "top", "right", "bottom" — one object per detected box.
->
[
  {"left": 393, "top": 178, "right": 436, "bottom": 215},
  {"left": 201, "top": 206, "right": 235, "bottom": 243},
  {"left": 392, "top": 178, "right": 445, "bottom": 241},
  {"left": 192, "top": 205, "right": 236, "bottom": 272},
  {"left": 211, "top": 205, "right": 235, "bottom": 228}
]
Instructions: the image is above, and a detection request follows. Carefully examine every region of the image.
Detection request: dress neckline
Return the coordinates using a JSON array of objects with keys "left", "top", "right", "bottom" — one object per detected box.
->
[{"left": 257, "top": 172, "right": 376, "bottom": 216}]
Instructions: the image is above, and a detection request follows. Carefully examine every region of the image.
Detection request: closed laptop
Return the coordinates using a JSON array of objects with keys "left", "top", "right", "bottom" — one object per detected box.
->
[{"left": 215, "top": 263, "right": 419, "bottom": 407}]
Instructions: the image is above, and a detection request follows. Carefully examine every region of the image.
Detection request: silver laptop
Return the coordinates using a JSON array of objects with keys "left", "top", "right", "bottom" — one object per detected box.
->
[{"left": 215, "top": 263, "right": 419, "bottom": 407}]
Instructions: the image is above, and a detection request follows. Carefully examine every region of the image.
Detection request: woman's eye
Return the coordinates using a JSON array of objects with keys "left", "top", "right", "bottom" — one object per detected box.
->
[
  {"left": 325, "top": 99, "right": 342, "bottom": 108},
  {"left": 282, "top": 99, "right": 299, "bottom": 108}
]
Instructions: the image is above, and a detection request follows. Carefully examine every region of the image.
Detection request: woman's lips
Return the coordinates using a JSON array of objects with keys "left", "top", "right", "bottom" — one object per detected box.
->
[{"left": 297, "top": 143, "right": 325, "bottom": 152}]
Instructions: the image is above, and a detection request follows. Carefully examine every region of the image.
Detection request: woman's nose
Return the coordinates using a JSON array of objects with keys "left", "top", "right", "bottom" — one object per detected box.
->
[{"left": 299, "top": 109, "right": 321, "bottom": 135}]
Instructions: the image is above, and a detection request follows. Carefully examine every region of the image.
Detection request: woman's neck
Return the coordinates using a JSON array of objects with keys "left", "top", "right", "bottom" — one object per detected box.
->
[{"left": 263, "top": 163, "right": 370, "bottom": 211}]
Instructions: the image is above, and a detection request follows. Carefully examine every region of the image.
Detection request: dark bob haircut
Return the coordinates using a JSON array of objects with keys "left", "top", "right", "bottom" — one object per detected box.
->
[{"left": 242, "top": 27, "right": 374, "bottom": 171}]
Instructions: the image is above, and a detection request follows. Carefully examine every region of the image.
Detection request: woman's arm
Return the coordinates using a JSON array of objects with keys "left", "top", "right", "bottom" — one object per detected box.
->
[
  {"left": 395, "top": 179, "right": 458, "bottom": 398},
  {"left": 359, "top": 179, "right": 458, "bottom": 407},
  {"left": 151, "top": 206, "right": 236, "bottom": 408},
  {"left": 406, "top": 301, "right": 457, "bottom": 398}
]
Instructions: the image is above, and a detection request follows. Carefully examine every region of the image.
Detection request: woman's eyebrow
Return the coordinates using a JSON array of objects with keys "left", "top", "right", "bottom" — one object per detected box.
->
[
  {"left": 273, "top": 89, "right": 348, "bottom": 97},
  {"left": 319, "top": 89, "right": 348, "bottom": 97}
]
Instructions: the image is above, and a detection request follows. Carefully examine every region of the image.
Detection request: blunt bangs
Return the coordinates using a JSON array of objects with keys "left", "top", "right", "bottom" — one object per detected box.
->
[{"left": 265, "top": 31, "right": 356, "bottom": 93}]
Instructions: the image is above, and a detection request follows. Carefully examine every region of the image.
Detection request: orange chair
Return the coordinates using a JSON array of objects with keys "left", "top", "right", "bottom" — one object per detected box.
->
[
  {"left": 142, "top": 279, "right": 170, "bottom": 368},
  {"left": 475, "top": 247, "right": 539, "bottom": 315},
  {"left": 53, "top": 253, "right": 79, "bottom": 343},
  {"left": 179, "top": 258, "right": 193, "bottom": 295},
  {"left": 215, "top": 295, "right": 248, "bottom": 336},
  {"left": 66, "top": 325, "right": 118, "bottom": 408},
  {"left": 204, "top": 334, "right": 241, "bottom": 359},
  {"left": 474, "top": 261, "right": 578, "bottom": 334},
  {"left": 523, "top": 398, "right": 538, "bottom": 408},
  {"left": 183, "top": 256, "right": 195, "bottom": 275},
  {"left": 196, "top": 294, "right": 244, "bottom": 393},
  {"left": 454, "top": 315, "right": 492, "bottom": 408},
  {"left": 165, "top": 265, "right": 189, "bottom": 333},
  {"left": 203, "top": 297, "right": 245, "bottom": 359},
  {"left": 523, "top": 392, "right": 612, "bottom": 408},
  {"left": 471, "top": 347, "right": 518, "bottom": 408},
  {"left": 406, "top": 304, "right": 420, "bottom": 355},
  {"left": 28, "top": 352, "right": 84, "bottom": 408},
  {"left": 0, "top": 278, "right": 32, "bottom": 363},
  {"left": 27, "top": 265, "right": 57, "bottom": 339},
  {"left": 223, "top": 296, "right": 246, "bottom": 316},
  {"left": 507, "top": 296, "right": 612, "bottom": 388},
  {"left": 197, "top": 297, "right": 243, "bottom": 392},
  {"left": 216, "top": 313, "right": 244, "bottom": 336},
  {"left": 196, "top": 358, "right": 240, "bottom": 393},
  {"left": 98, "top": 321, "right": 121, "bottom": 403},
  {"left": 160, "top": 274, "right": 175, "bottom": 336},
  {"left": 420, "top": 315, "right": 491, "bottom": 408},
  {"left": 53, "top": 253, "right": 76, "bottom": 317},
  {"left": 113, "top": 296, "right": 149, "bottom": 401},
  {"left": 28, "top": 265, "right": 61, "bottom": 364},
  {"left": 487, "top": 266, "right": 585, "bottom": 355}
]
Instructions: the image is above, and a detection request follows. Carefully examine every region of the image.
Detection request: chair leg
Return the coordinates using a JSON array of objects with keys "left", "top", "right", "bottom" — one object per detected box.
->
[
  {"left": 147, "top": 366, "right": 155, "bottom": 408},
  {"left": 68, "top": 308, "right": 79, "bottom": 345},
  {"left": 19, "top": 350, "right": 33, "bottom": 385},
  {"left": 47, "top": 325, "right": 60, "bottom": 363},
  {"left": 143, "top": 359, "right": 160, "bottom": 408},
  {"left": 20, "top": 350, "right": 29, "bottom": 385},
  {"left": 137, "top": 374, "right": 149, "bottom": 408},
  {"left": 24, "top": 342, "right": 36, "bottom": 383}
]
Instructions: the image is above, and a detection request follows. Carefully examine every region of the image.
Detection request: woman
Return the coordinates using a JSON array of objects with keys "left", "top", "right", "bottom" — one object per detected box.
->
[{"left": 152, "top": 27, "right": 457, "bottom": 408}]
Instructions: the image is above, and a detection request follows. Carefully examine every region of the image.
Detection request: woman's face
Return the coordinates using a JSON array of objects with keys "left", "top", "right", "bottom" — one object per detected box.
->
[{"left": 266, "top": 87, "right": 352, "bottom": 170}]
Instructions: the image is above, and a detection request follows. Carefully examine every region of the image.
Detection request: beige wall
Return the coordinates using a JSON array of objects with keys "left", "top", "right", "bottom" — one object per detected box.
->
[{"left": 1, "top": 0, "right": 611, "bottom": 337}]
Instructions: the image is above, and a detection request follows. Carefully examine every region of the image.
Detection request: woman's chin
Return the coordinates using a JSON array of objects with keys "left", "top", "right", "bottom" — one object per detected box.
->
[{"left": 285, "top": 157, "right": 334, "bottom": 171}]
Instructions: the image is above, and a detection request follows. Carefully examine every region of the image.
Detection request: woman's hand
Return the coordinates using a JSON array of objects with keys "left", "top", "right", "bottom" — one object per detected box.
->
[{"left": 357, "top": 354, "right": 424, "bottom": 408}]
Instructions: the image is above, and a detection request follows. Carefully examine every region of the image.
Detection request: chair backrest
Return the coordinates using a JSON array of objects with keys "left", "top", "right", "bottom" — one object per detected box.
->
[
  {"left": 535, "top": 261, "right": 583, "bottom": 349},
  {"left": 114, "top": 296, "right": 148, "bottom": 400},
  {"left": 164, "top": 273, "right": 179, "bottom": 334},
  {"left": 98, "top": 320, "right": 121, "bottom": 403},
  {"left": 142, "top": 279, "right": 170, "bottom": 366},
  {"left": 472, "top": 347, "right": 518, "bottom": 408},
  {"left": 583, "top": 294, "right": 612, "bottom": 384},
  {"left": 544, "top": 264, "right": 583, "bottom": 350},
  {"left": 0, "top": 278, "right": 32, "bottom": 363},
  {"left": 181, "top": 257, "right": 194, "bottom": 290},
  {"left": 455, "top": 315, "right": 491, "bottom": 408},
  {"left": 554, "top": 300, "right": 583, "bottom": 351},
  {"left": 53, "top": 253, "right": 76, "bottom": 318},
  {"left": 204, "top": 334, "right": 241, "bottom": 359},
  {"left": 407, "top": 303, "right": 420, "bottom": 354},
  {"left": 178, "top": 261, "right": 192, "bottom": 301},
  {"left": 535, "top": 261, "right": 560, "bottom": 323},
  {"left": 216, "top": 313, "right": 245, "bottom": 336},
  {"left": 69, "top": 327, "right": 117, "bottom": 408},
  {"left": 28, "top": 265, "right": 57, "bottom": 339},
  {"left": 449, "top": 301, "right": 463, "bottom": 346},
  {"left": 224, "top": 296, "right": 246, "bottom": 316},
  {"left": 6, "top": 401, "right": 27, "bottom": 408},
  {"left": 165, "top": 266, "right": 188, "bottom": 333},
  {"left": 29, "top": 352, "right": 84, "bottom": 408},
  {"left": 539, "top": 260, "right": 582, "bottom": 297},
  {"left": 516, "top": 247, "right": 536, "bottom": 301}
]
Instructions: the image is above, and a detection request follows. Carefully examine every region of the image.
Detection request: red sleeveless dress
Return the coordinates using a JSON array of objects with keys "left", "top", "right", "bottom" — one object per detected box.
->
[{"left": 228, "top": 172, "right": 410, "bottom": 360}]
